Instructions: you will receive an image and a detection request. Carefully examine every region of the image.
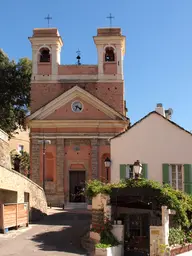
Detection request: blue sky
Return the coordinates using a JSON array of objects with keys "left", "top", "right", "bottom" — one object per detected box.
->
[{"left": 1, "top": 0, "right": 192, "bottom": 131}]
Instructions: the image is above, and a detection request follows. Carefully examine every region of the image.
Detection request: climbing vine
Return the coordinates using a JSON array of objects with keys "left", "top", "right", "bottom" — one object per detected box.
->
[{"left": 86, "top": 179, "right": 192, "bottom": 228}]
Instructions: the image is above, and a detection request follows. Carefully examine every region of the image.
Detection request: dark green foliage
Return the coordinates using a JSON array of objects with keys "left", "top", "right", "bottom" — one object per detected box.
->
[
  {"left": 168, "top": 228, "right": 192, "bottom": 245},
  {"left": 0, "top": 49, "right": 32, "bottom": 136},
  {"left": 100, "top": 229, "right": 119, "bottom": 247},
  {"left": 86, "top": 179, "right": 192, "bottom": 228},
  {"left": 169, "top": 228, "right": 185, "bottom": 245},
  {"left": 10, "top": 149, "right": 30, "bottom": 175}
]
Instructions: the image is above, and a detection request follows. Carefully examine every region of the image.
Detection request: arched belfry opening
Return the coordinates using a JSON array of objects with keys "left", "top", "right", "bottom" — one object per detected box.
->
[
  {"left": 105, "top": 47, "right": 115, "bottom": 62},
  {"left": 39, "top": 48, "right": 51, "bottom": 62}
]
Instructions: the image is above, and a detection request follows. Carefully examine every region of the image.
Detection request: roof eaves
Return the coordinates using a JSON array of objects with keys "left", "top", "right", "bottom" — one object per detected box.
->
[{"left": 111, "top": 111, "right": 192, "bottom": 140}]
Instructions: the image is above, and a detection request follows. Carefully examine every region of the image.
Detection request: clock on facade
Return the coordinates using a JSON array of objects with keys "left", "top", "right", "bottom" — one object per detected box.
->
[{"left": 71, "top": 101, "right": 83, "bottom": 112}]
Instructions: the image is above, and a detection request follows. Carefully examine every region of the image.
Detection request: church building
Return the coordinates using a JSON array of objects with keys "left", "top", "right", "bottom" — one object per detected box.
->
[{"left": 28, "top": 26, "right": 129, "bottom": 207}]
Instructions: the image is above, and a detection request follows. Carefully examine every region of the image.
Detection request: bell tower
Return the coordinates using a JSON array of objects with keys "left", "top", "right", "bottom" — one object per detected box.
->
[
  {"left": 93, "top": 28, "right": 125, "bottom": 80},
  {"left": 29, "top": 28, "right": 63, "bottom": 80}
]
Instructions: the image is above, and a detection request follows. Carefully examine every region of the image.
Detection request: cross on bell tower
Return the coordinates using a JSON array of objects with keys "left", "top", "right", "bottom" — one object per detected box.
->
[
  {"left": 106, "top": 13, "right": 115, "bottom": 27},
  {"left": 44, "top": 14, "right": 52, "bottom": 27}
]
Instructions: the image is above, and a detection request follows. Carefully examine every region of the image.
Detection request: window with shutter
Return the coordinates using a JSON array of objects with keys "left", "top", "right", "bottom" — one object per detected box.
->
[
  {"left": 126, "top": 165, "right": 134, "bottom": 179},
  {"left": 120, "top": 164, "right": 133, "bottom": 180},
  {"left": 141, "top": 164, "right": 148, "bottom": 179},
  {"left": 120, "top": 164, "right": 126, "bottom": 180},
  {"left": 163, "top": 164, "right": 183, "bottom": 190},
  {"left": 162, "top": 164, "right": 170, "bottom": 185},
  {"left": 184, "top": 164, "right": 192, "bottom": 195},
  {"left": 170, "top": 164, "right": 182, "bottom": 190}
]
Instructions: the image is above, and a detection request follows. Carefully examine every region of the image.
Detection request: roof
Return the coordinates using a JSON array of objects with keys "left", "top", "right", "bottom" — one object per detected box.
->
[{"left": 111, "top": 111, "right": 192, "bottom": 140}]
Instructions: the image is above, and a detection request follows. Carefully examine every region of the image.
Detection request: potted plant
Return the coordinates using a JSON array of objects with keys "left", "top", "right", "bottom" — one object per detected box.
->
[{"left": 92, "top": 217, "right": 122, "bottom": 256}]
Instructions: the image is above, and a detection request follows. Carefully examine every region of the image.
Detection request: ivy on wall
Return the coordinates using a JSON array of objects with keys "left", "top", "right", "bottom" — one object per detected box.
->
[{"left": 86, "top": 179, "right": 192, "bottom": 228}]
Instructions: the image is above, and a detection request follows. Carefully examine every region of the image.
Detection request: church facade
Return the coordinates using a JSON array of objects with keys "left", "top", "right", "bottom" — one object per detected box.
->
[{"left": 28, "top": 27, "right": 129, "bottom": 206}]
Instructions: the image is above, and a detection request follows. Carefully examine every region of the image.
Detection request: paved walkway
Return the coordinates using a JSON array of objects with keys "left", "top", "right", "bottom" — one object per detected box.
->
[{"left": 0, "top": 208, "right": 91, "bottom": 256}]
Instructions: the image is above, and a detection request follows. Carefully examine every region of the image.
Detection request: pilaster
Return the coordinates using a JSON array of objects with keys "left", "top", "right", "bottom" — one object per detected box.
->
[
  {"left": 31, "top": 139, "right": 41, "bottom": 186},
  {"left": 91, "top": 139, "right": 99, "bottom": 179},
  {"left": 97, "top": 45, "right": 104, "bottom": 75},
  {"left": 56, "top": 138, "right": 64, "bottom": 193},
  {"left": 51, "top": 45, "right": 59, "bottom": 75},
  {"left": 32, "top": 48, "right": 38, "bottom": 75},
  {"left": 116, "top": 46, "right": 123, "bottom": 78}
]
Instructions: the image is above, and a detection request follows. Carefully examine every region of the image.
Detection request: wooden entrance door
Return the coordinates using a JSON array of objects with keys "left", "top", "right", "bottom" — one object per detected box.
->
[{"left": 69, "top": 171, "right": 86, "bottom": 202}]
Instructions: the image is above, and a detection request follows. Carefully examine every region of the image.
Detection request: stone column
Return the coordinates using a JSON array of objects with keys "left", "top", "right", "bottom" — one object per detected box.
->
[
  {"left": 31, "top": 139, "right": 41, "bottom": 186},
  {"left": 91, "top": 139, "right": 98, "bottom": 179},
  {"left": 162, "top": 206, "right": 169, "bottom": 246},
  {"left": 56, "top": 138, "right": 64, "bottom": 195}
]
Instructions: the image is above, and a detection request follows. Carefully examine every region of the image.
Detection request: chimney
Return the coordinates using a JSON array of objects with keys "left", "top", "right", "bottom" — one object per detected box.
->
[
  {"left": 165, "top": 108, "right": 173, "bottom": 120},
  {"left": 155, "top": 103, "right": 165, "bottom": 117}
]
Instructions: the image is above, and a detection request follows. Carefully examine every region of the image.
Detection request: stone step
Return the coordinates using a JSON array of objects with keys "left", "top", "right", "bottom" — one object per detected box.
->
[{"left": 65, "top": 202, "right": 87, "bottom": 209}]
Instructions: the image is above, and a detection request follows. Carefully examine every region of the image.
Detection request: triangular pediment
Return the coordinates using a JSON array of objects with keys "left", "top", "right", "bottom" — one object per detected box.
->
[{"left": 29, "top": 86, "right": 127, "bottom": 121}]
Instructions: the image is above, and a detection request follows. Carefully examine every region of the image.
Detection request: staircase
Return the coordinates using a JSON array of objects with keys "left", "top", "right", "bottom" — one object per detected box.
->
[{"left": 65, "top": 202, "right": 88, "bottom": 209}]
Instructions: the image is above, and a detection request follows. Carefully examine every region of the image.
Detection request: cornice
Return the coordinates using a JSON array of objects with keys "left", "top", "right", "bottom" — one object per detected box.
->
[
  {"left": 31, "top": 78, "right": 124, "bottom": 84},
  {"left": 29, "top": 37, "right": 63, "bottom": 46},
  {"left": 31, "top": 132, "right": 116, "bottom": 139},
  {"left": 29, "top": 120, "right": 128, "bottom": 128}
]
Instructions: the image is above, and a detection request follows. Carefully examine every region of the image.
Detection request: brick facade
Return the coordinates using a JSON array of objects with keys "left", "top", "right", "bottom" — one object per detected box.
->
[
  {"left": 29, "top": 27, "right": 129, "bottom": 206},
  {"left": 30, "top": 82, "right": 125, "bottom": 115}
]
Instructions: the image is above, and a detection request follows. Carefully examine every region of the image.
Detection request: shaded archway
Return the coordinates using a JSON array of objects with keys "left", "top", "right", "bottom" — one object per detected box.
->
[
  {"left": 39, "top": 48, "right": 51, "bottom": 62},
  {"left": 105, "top": 47, "right": 115, "bottom": 62}
]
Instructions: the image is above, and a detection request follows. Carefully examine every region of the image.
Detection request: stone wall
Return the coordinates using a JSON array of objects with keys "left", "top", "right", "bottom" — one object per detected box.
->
[
  {"left": 0, "top": 129, "right": 11, "bottom": 170},
  {"left": 91, "top": 139, "right": 98, "bottom": 179},
  {"left": 0, "top": 165, "right": 47, "bottom": 220}
]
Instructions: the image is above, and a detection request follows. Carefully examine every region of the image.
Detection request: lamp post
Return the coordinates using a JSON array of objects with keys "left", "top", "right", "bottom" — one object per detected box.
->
[
  {"left": 133, "top": 160, "right": 142, "bottom": 180},
  {"left": 38, "top": 139, "right": 51, "bottom": 190},
  {"left": 104, "top": 157, "right": 111, "bottom": 183}
]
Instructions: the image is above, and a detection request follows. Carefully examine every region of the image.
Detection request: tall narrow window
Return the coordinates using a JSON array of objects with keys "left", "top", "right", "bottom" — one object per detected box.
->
[
  {"left": 18, "top": 145, "right": 24, "bottom": 153},
  {"left": 105, "top": 47, "right": 115, "bottom": 62},
  {"left": 40, "top": 48, "right": 50, "bottom": 62},
  {"left": 125, "top": 165, "right": 134, "bottom": 179},
  {"left": 169, "top": 164, "right": 183, "bottom": 190}
]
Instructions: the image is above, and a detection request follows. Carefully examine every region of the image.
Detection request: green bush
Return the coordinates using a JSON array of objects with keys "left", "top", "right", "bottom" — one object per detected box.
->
[
  {"left": 169, "top": 228, "right": 185, "bottom": 245},
  {"left": 86, "top": 179, "right": 192, "bottom": 228}
]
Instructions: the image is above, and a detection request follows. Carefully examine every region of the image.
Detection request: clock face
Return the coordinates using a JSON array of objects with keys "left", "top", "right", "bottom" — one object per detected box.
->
[{"left": 71, "top": 101, "right": 83, "bottom": 112}]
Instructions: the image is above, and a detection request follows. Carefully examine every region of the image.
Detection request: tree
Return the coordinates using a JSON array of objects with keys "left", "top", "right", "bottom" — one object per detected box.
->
[
  {"left": 10, "top": 149, "right": 30, "bottom": 177},
  {"left": 0, "top": 49, "right": 32, "bottom": 136}
]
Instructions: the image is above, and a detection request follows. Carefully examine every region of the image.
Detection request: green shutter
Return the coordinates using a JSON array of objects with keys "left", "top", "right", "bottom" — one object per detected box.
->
[
  {"left": 120, "top": 164, "right": 126, "bottom": 180},
  {"left": 141, "top": 164, "right": 148, "bottom": 179},
  {"left": 184, "top": 164, "right": 192, "bottom": 195},
  {"left": 162, "top": 164, "right": 170, "bottom": 185}
]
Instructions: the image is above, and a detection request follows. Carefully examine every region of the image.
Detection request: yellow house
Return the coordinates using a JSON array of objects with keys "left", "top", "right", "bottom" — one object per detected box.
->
[{"left": 9, "top": 128, "right": 30, "bottom": 153}]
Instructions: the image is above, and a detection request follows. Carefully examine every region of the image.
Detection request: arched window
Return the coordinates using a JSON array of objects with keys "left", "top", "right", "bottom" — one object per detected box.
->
[
  {"left": 105, "top": 47, "right": 115, "bottom": 62},
  {"left": 39, "top": 48, "right": 50, "bottom": 63}
]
